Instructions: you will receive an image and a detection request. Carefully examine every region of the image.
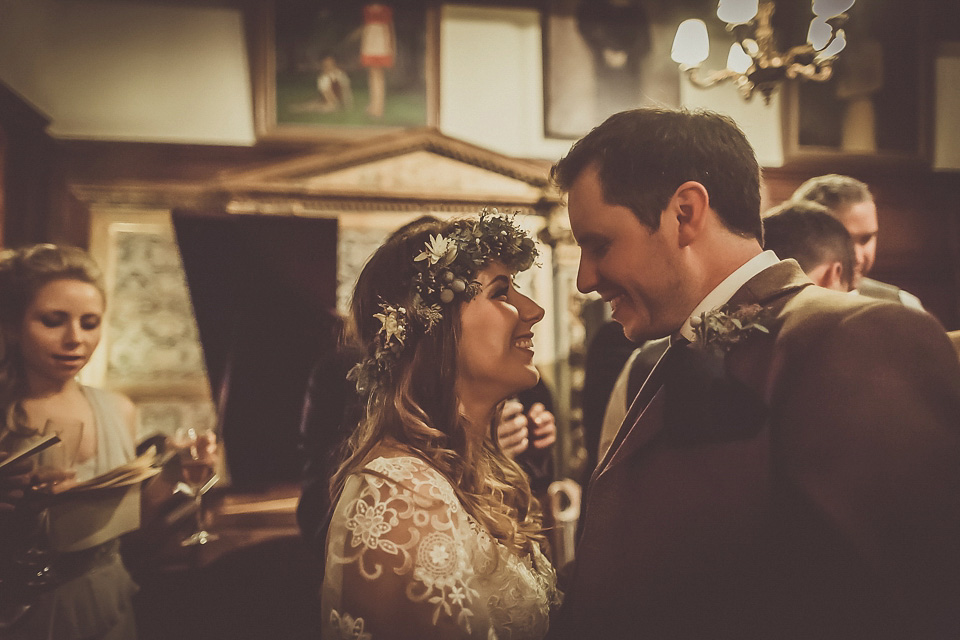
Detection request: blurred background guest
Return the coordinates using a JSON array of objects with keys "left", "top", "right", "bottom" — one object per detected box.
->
[
  {"left": 792, "top": 174, "right": 923, "bottom": 308},
  {"left": 500, "top": 379, "right": 557, "bottom": 497},
  {"left": 762, "top": 200, "right": 857, "bottom": 292},
  {"left": 0, "top": 244, "right": 186, "bottom": 640}
]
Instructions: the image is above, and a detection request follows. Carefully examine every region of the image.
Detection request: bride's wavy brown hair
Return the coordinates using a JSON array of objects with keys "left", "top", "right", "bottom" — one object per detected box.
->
[{"left": 330, "top": 217, "right": 546, "bottom": 556}]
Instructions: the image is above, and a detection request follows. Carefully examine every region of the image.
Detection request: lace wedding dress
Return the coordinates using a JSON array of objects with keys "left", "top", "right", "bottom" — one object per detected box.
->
[{"left": 321, "top": 454, "right": 560, "bottom": 639}]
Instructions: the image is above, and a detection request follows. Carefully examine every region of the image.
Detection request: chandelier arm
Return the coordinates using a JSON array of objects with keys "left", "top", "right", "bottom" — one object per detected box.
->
[
  {"left": 751, "top": 0, "right": 782, "bottom": 65},
  {"left": 782, "top": 44, "right": 817, "bottom": 66},
  {"left": 735, "top": 76, "right": 757, "bottom": 101},
  {"left": 682, "top": 66, "right": 745, "bottom": 89},
  {"left": 786, "top": 63, "right": 834, "bottom": 82}
]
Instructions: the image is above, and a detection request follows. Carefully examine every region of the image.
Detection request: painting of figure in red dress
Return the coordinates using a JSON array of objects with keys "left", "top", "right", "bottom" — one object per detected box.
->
[{"left": 272, "top": 0, "right": 431, "bottom": 129}]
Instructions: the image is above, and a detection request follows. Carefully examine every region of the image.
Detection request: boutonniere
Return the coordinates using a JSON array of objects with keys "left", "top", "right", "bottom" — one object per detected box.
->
[
  {"left": 690, "top": 303, "right": 770, "bottom": 354},
  {"left": 664, "top": 302, "right": 771, "bottom": 447}
]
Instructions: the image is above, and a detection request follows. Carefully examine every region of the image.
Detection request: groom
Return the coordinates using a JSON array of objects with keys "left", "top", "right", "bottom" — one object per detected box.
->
[{"left": 548, "top": 108, "right": 960, "bottom": 639}]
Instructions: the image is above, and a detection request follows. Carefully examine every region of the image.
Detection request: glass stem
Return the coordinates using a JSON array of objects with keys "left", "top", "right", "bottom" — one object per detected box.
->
[{"left": 194, "top": 492, "right": 204, "bottom": 534}]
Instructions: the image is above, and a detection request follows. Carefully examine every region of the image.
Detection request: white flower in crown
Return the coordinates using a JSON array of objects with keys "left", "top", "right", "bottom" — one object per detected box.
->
[
  {"left": 373, "top": 304, "right": 406, "bottom": 346},
  {"left": 415, "top": 233, "right": 457, "bottom": 267}
]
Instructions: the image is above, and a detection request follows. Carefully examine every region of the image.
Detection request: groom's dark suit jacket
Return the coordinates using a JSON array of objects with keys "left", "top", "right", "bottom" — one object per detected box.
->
[{"left": 551, "top": 260, "right": 960, "bottom": 640}]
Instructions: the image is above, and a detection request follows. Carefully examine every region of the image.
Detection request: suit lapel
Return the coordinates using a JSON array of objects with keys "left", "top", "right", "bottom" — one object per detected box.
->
[
  {"left": 594, "top": 343, "right": 676, "bottom": 481},
  {"left": 726, "top": 259, "right": 812, "bottom": 309},
  {"left": 594, "top": 261, "right": 813, "bottom": 481},
  {"left": 601, "top": 386, "right": 668, "bottom": 475}
]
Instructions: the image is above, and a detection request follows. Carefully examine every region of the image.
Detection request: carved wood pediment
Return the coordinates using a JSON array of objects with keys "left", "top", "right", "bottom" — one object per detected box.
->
[{"left": 218, "top": 128, "right": 552, "bottom": 204}]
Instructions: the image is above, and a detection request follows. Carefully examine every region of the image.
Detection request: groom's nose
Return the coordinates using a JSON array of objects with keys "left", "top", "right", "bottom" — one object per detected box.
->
[{"left": 577, "top": 255, "right": 599, "bottom": 294}]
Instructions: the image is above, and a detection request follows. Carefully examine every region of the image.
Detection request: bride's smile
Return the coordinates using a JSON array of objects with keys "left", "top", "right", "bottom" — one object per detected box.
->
[{"left": 456, "top": 261, "right": 544, "bottom": 425}]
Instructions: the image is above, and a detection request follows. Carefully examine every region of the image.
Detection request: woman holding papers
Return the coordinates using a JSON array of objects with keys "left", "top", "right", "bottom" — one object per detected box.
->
[{"left": 0, "top": 244, "right": 176, "bottom": 640}]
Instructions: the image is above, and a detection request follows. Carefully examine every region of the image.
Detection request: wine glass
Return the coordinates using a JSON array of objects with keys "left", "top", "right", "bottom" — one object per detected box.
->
[
  {"left": 13, "top": 419, "right": 84, "bottom": 597},
  {"left": 173, "top": 426, "right": 219, "bottom": 546},
  {"left": 36, "top": 419, "right": 84, "bottom": 488}
]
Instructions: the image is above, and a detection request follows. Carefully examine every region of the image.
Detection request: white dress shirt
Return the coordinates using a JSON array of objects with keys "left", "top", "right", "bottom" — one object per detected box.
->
[{"left": 676, "top": 251, "right": 780, "bottom": 343}]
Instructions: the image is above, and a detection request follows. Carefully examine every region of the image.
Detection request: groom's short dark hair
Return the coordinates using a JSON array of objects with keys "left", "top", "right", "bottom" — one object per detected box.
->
[{"left": 550, "top": 108, "right": 762, "bottom": 242}]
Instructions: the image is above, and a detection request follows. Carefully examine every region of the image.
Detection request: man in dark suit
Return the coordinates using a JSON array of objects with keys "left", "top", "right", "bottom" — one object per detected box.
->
[{"left": 547, "top": 108, "right": 960, "bottom": 639}]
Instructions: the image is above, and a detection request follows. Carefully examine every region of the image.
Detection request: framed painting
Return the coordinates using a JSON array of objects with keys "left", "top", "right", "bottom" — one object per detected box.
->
[
  {"left": 783, "top": 0, "right": 930, "bottom": 163},
  {"left": 542, "top": 0, "right": 684, "bottom": 140},
  {"left": 252, "top": 0, "right": 439, "bottom": 140}
]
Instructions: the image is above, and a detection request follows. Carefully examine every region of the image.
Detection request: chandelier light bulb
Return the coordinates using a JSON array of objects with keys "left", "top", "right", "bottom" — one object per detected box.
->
[
  {"left": 807, "top": 17, "right": 832, "bottom": 50},
  {"left": 812, "top": 0, "right": 855, "bottom": 18},
  {"left": 672, "top": 19, "right": 710, "bottom": 66},
  {"left": 816, "top": 28, "right": 847, "bottom": 60},
  {"left": 717, "top": 0, "right": 759, "bottom": 24},
  {"left": 726, "top": 43, "right": 753, "bottom": 74},
  {"left": 671, "top": 0, "right": 851, "bottom": 104}
]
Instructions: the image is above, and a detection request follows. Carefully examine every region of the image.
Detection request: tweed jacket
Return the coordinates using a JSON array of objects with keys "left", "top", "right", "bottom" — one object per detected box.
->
[{"left": 550, "top": 260, "right": 960, "bottom": 640}]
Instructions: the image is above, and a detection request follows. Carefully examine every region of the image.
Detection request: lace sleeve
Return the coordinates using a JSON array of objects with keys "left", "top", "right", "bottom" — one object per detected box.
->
[{"left": 322, "top": 457, "right": 488, "bottom": 640}]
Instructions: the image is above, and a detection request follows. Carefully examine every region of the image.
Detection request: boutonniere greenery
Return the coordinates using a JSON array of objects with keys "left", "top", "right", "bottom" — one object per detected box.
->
[
  {"left": 665, "top": 303, "right": 772, "bottom": 446},
  {"left": 691, "top": 303, "right": 770, "bottom": 354}
]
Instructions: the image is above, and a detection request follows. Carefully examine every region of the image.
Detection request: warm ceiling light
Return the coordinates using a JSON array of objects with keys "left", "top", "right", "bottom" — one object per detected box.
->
[{"left": 672, "top": 0, "right": 854, "bottom": 103}]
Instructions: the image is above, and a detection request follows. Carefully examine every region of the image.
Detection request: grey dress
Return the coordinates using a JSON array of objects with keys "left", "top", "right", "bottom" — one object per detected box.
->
[{"left": 10, "top": 386, "right": 139, "bottom": 640}]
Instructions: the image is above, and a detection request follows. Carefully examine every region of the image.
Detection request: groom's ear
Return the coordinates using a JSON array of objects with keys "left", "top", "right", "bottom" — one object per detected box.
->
[{"left": 672, "top": 181, "right": 710, "bottom": 248}]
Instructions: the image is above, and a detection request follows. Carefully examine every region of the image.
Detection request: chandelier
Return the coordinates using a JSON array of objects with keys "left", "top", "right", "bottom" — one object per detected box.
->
[{"left": 670, "top": 0, "right": 854, "bottom": 104}]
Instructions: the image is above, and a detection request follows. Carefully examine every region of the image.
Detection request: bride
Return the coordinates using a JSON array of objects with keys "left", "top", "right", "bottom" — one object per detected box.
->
[{"left": 321, "top": 212, "right": 560, "bottom": 639}]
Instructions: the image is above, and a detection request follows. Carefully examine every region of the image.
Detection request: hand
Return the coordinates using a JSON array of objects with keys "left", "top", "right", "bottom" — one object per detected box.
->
[
  {"left": 0, "top": 453, "right": 33, "bottom": 511},
  {"left": 173, "top": 429, "right": 220, "bottom": 467},
  {"left": 0, "top": 452, "right": 75, "bottom": 499},
  {"left": 29, "top": 466, "right": 77, "bottom": 494},
  {"left": 193, "top": 432, "right": 219, "bottom": 468},
  {"left": 497, "top": 400, "right": 529, "bottom": 458},
  {"left": 527, "top": 403, "right": 557, "bottom": 451}
]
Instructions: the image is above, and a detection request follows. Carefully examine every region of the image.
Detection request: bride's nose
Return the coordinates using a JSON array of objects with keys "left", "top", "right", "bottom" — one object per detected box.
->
[{"left": 518, "top": 293, "right": 544, "bottom": 326}]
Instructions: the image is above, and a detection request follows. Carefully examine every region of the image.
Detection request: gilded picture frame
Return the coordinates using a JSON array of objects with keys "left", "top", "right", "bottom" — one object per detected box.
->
[
  {"left": 251, "top": 0, "right": 440, "bottom": 141},
  {"left": 782, "top": 0, "right": 930, "bottom": 164}
]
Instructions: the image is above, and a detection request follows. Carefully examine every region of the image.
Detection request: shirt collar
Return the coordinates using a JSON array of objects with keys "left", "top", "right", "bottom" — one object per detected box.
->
[{"left": 676, "top": 250, "right": 780, "bottom": 343}]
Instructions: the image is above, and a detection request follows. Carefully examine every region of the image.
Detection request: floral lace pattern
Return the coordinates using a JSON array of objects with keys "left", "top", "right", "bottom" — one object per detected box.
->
[{"left": 322, "top": 455, "right": 560, "bottom": 639}]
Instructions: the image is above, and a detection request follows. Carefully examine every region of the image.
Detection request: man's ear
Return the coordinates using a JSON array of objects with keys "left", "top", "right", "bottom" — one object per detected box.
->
[
  {"left": 809, "top": 261, "right": 846, "bottom": 291},
  {"left": 835, "top": 262, "right": 855, "bottom": 292},
  {"left": 672, "top": 181, "right": 710, "bottom": 247}
]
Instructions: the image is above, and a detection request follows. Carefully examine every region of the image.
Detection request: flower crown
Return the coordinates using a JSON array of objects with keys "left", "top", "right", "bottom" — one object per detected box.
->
[{"left": 350, "top": 209, "right": 538, "bottom": 398}]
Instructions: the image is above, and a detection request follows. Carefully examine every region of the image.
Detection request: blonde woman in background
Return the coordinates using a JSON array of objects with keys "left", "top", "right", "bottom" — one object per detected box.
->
[{"left": 0, "top": 244, "right": 180, "bottom": 640}]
